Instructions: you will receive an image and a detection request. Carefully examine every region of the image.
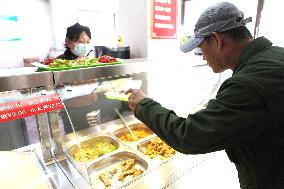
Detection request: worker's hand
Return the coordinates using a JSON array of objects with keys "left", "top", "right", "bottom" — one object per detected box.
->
[{"left": 125, "top": 89, "right": 148, "bottom": 111}]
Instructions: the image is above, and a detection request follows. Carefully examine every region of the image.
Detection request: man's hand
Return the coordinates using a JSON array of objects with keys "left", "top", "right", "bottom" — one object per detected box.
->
[{"left": 125, "top": 89, "right": 148, "bottom": 111}]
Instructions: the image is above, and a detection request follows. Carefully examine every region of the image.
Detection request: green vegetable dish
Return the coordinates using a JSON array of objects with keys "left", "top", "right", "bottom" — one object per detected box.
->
[
  {"left": 38, "top": 56, "right": 122, "bottom": 71},
  {"left": 48, "top": 58, "right": 98, "bottom": 68}
]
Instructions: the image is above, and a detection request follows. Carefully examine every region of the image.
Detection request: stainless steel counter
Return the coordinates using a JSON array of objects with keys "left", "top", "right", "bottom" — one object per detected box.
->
[
  {"left": 0, "top": 58, "right": 227, "bottom": 189},
  {"left": 15, "top": 116, "right": 209, "bottom": 189}
]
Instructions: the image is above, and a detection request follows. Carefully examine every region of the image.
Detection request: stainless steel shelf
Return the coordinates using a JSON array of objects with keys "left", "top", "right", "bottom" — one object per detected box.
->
[
  {"left": 0, "top": 71, "right": 54, "bottom": 92},
  {"left": 0, "top": 60, "right": 151, "bottom": 92},
  {"left": 53, "top": 61, "right": 150, "bottom": 85}
]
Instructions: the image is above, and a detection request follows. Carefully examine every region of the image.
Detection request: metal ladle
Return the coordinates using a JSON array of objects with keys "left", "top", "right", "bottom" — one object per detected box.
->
[{"left": 114, "top": 108, "right": 137, "bottom": 139}]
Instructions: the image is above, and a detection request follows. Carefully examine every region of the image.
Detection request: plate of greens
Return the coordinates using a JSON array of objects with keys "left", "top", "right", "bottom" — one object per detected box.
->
[{"left": 33, "top": 56, "right": 123, "bottom": 72}]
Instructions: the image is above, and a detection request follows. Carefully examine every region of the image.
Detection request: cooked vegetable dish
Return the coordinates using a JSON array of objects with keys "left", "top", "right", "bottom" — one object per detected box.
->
[
  {"left": 42, "top": 56, "right": 119, "bottom": 68},
  {"left": 119, "top": 129, "right": 152, "bottom": 142},
  {"left": 68, "top": 140, "right": 117, "bottom": 162}
]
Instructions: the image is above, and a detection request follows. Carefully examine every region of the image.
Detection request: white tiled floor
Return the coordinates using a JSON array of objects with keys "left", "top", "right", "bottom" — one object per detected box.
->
[{"left": 184, "top": 151, "right": 241, "bottom": 189}]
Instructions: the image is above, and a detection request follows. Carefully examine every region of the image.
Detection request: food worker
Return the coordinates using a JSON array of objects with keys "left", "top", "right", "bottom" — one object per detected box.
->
[
  {"left": 57, "top": 23, "right": 131, "bottom": 133},
  {"left": 56, "top": 22, "right": 92, "bottom": 60},
  {"left": 126, "top": 2, "right": 284, "bottom": 189}
]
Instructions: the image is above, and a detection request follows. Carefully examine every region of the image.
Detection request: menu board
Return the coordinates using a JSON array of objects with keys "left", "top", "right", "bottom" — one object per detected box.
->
[
  {"left": 0, "top": 94, "right": 63, "bottom": 123},
  {"left": 151, "top": 0, "right": 177, "bottom": 39}
]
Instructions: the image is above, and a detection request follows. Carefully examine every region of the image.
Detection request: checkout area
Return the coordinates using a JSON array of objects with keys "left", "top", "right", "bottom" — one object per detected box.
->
[{"left": 0, "top": 59, "right": 225, "bottom": 189}]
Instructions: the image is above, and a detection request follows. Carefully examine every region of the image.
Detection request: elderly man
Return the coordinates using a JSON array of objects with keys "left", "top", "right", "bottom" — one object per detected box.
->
[{"left": 126, "top": 2, "right": 284, "bottom": 189}]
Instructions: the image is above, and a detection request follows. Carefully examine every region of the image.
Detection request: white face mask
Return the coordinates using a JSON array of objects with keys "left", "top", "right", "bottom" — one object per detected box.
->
[{"left": 71, "top": 43, "right": 91, "bottom": 57}]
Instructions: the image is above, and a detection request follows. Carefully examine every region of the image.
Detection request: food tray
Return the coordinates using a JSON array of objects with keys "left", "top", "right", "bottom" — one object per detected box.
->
[
  {"left": 113, "top": 123, "right": 154, "bottom": 145},
  {"left": 137, "top": 136, "right": 177, "bottom": 161},
  {"left": 35, "top": 61, "right": 123, "bottom": 72},
  {"left": 88, "top": 151, "right": 148, "bottom": 189},
  {"left": 66, "top": 135, "right": 120, "bottom": 164}
]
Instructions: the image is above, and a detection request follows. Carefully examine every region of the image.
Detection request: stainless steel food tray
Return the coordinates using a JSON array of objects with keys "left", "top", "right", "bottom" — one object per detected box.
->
[
  {"left": 136, "top": 136, "right": 179, "bottom": 163},
  {"left": 112, "top": 122, "right": 155, "bottom": 148},
  {"left": 88, "top": 151, "right": 149, "bottom": 189},
  {"left": 63, "top": 134, "right": 126, "bottom": 179}
]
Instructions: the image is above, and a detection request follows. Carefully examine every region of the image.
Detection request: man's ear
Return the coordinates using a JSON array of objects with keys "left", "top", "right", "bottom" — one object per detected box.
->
[{"left": 211, "top": 32, "right": 224, "bottom": 52}]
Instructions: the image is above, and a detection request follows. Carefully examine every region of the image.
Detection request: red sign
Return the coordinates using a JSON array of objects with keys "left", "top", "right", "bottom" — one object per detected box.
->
[
  {"left": 0, "top": 94, "right": 64, "bottom": 123},
  {"left": 151, "top": 0, "right": 177, "bottom": 39}
]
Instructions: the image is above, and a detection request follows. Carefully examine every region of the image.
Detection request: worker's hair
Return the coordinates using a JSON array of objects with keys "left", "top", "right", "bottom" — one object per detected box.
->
[
  {"left": 66, "top": 23, "right": 91, "bottom": 42},
  {"left": 221, "top": 26, "right": 252, "bottom": 42},
  {"left": 204, "top": 26, "right": 252, "bottom": 43}
]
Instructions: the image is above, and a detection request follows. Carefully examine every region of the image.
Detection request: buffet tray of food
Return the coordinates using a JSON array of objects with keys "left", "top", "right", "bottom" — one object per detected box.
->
[
  {"left": 65, "top": 134, "right": 120, "bottom": 164},
  {"left": 88, "top": 151, "right": 148, "bottom": 188},
  {"left": 62, "top": 118, "right": 187, "bottom": 189},
  {"left": 112, "top": 123, "right": 154, "bottom": 146},
  {"left": 32, "top": 55, "right": 123, "bottom": 72}
]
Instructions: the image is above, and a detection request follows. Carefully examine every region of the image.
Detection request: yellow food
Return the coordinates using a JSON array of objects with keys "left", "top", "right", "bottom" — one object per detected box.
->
[
  {"left": 99, "top": 173, "right": 111, "bottom": 187},
  {"left": 143, "top": 138, "right": 176, "bottom": 160},
  {"left": 68, "top": 140, "right": 117, "bottom": 162},
  {"left": 119, "top": 129, "right": 151, "bottom": 142},
  {"left": 98, "top": 158, "right": 144, "bottom": 187}
]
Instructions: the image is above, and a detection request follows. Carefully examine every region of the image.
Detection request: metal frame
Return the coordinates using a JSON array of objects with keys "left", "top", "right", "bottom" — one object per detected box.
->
[
  {"left": 0, "top": 60, "right": 150, "bottom": 92},
  {"left": 0, "top": 71, "right": 54, "bottom": 92},
  {"left": 53, "top": 61, "right": 150, "bottom": 85},
  {"left": 0, "top": 61, "right": 151, "bottom": 164}
]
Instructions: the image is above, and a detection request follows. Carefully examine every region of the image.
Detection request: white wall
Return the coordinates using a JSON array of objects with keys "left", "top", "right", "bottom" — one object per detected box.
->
[
  {"left": 118, "top": 0, "right": 148, "bottom": 58},
  {"left": 0, "top": 0, "right": 53, "bottom": 68},
  {"left": 147, "top": 0, "right": 183, "bottom": 61},
  {"left": 50, "top": 0, "right": 119, "bottom": 50},
  {"left": 0, "top": 0, "right": 120, "bottom": 68},
  {"left": 118, "top": 0, "right": 182, "bottom": 60},
  {"left": 258, "top": 0, "right": 284, "bottom": 46}
]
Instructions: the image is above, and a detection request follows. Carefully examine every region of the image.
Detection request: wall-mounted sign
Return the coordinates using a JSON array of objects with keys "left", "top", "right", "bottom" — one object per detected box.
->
[
  {"left": 151, "top": 0, "right": 177, "bottom": 39},
  {"left": 0, "top": 94, "right": 64, "bottom": 123}
]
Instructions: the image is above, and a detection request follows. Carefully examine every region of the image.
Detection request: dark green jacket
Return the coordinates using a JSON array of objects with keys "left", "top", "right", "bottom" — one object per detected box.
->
[{"left": 134, "top": 37, "right": 284, "bottom": 189}]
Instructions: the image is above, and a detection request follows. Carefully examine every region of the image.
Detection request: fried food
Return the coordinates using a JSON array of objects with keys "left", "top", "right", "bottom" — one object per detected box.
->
[
  {"left": 143, "top": 138, "right": 176, "bottom": 160},
  {"left": 120, "top": 160, "right": 127, "bottom": 166},
  {"left": 121, "top": 159, "right": 135, "bottom": 171},
  {"left": 109, "top": 168, "right": 117, "bottom": 176},
  {"left": 99, "top": 173, "right": 111, "bottom": 187},
  {"left": 133, "top": 169, "right": 143, "bottom": 178},
  {"left": 98, "top": 158, "right": 144, "bottom": 186},
  {"left": 118, "top": 168, "right": 136, "bottom": 181}
]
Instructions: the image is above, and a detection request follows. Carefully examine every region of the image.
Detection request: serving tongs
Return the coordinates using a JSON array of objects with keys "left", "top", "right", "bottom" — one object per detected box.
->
[{"left": 114, "top": 108, "right": 137, "bottom": 139}]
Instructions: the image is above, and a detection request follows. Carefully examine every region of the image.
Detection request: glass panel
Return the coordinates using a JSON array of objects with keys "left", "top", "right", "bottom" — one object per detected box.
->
[
  {"left": 55, "top": 73, "right": 147, "bottom": 187},
  {"left": 146, "top": 64, "right": 221, "bottom": 117}
]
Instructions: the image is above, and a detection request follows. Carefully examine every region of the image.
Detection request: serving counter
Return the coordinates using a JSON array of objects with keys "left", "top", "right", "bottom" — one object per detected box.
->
[{"left": 0, "top": 58, "right": 224, "bottom": 188}]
